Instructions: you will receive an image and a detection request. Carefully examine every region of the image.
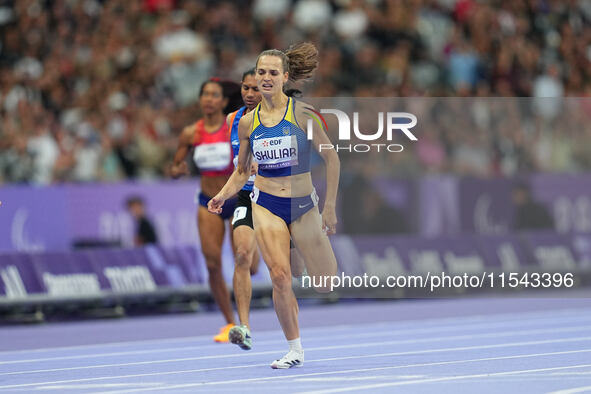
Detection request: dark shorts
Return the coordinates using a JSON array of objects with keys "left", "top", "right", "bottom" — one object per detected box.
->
[
  {"left": 232, "top": 189, "right": 254, "bottom": 230},
  {"left": 198, "top": 192, "right": 236, "bottom": 220},
  {"left": 233, "top": 189, "right": 298, "bottom": 248},
  {"left": 250, "top": 186, "right": 319, "bottom": 225}
]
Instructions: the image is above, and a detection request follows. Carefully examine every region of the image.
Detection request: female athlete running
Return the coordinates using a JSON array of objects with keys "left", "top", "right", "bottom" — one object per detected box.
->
[
  {"left": 209, "top": 43, "right": 339, "bottom": 368},
  {"left": 225, "top": 70, "right": 308, "bottom": 352},
  {"left": 171, "top": 79, "right": 239, "bottom": 343},
  {"left": 224, "top": 69, "right": 261, "bottom": 350}
]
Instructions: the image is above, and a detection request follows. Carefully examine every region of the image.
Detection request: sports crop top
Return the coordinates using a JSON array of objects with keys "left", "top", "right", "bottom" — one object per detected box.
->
[
  {"left": 249, "top": 97, "right": 311, "bottom": 178},
  {"left": 192, "top": 119, "right": 233, "bottom": 177}
]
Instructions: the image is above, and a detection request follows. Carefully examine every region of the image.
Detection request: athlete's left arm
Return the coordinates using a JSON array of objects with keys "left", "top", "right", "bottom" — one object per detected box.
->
[{"left": 296, "top": 102, "right": 340, "bottom": 235}]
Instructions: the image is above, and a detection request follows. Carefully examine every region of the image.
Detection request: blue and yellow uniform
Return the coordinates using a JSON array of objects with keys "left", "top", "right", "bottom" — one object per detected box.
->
[
  {"left": 228, "top": 106, "right": 255, "bottom": 229},
  {"left": 249, "top": 97, "right": 311, "bottom": 177},
  {"left": 248, "top": 97, "right": 318, "bottom": 224}
]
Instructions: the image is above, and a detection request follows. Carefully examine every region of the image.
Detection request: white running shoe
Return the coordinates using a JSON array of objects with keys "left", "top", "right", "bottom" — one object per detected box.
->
[{"left": 270, "top": 350, "right": 304, "bottom": 369}]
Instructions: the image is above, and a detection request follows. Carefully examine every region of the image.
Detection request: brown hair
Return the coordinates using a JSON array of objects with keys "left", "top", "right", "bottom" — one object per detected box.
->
[{"left": 256, "top": 42, "right": 318, "bottom": 82}]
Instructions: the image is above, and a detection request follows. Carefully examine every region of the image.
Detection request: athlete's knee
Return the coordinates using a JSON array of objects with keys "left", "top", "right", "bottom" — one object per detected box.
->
[
  {"left": 205, "top": 260, "right": 223, "bottom": 275},
  {"left": 203, "top": 248, "right": 221, "bottom": 264},
  {"left": 234, "top": 247, "right": 251, "bottom": 269},
  {"left": 270, "top": 268, "right": 292, "bottom": 293}
]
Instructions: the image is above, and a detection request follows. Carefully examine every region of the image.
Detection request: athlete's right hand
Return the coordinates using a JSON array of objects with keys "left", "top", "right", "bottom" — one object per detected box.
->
[
  {"left": 170, "top": 162, "right": 189, "bottom": 178},
  {"left": 208, "top": 194, "right": 225, "bottom": 214}
]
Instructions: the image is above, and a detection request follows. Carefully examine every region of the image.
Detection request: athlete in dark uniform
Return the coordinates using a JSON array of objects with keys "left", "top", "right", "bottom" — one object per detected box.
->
[{"left": 225, "top": 69, "right": 261, "bottom": 350}]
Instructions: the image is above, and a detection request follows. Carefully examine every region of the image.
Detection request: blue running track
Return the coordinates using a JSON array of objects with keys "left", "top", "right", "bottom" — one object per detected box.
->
[{"left": 1, "top": 295, "right": 590, "bottom": 393}]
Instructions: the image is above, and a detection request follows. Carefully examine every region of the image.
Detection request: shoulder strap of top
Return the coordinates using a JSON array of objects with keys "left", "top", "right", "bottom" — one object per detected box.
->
[
  {"left": 250, "top": 103, "right": 261, "bottom": 136},
  {"left": 284, "top": 97, "right": 296, "bottom": 124}
]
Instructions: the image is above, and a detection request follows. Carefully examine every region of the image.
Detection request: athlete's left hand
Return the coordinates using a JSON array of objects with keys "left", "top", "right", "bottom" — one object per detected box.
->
[
  {"left": 321, "top": 206, "right": 337, "bottom": 235},
  {"left": 208, "top": 194, "right": 225, "bottom": 214}
]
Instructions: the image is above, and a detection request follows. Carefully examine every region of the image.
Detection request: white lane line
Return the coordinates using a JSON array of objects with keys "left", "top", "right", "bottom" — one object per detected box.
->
[
  {"left": 297, "top": 364, "right": 591, "bottom": 394},
  {"left": 294, "top": 376, "right": 411, "bottom": 382},
  {"left": 4, "top": 312, "right": 591, "bottom": 365},
  {"left": 36, "top": 383, "right": 164, "bottom": 389},
  {"left": 549, "top": 372, "right": 591, "bottom": 376},
  {"left": 94, "top": 354, "right": 591, "bottom": 394},
  {"left": 2, "top": 324, "right": 591, "bottom": 376},
  {"left": 2, "top": 336, "right": 590, "bottom": 391},
  {"left": 421, "top": 376, "right": 591, "bottom": 384},
  {"left": 547, "top": 385, "right": 591, "bottom": 394},
  {"left": 297, "top": 339, "right": 591, "bottom": 365},
  {"left": 2, "top": 306, "right": 589, "bottom": 356}
]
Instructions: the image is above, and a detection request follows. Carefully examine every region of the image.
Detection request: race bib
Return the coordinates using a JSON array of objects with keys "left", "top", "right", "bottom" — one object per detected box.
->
[
  {"left": 252, "top": 136, "right": 298, "bottom": 170},
  {"left": 232, "top": 206, "right": 247, "bottom": 225},
  {"left": 193, "top": 142, "right": 231, "bottom": 171}
]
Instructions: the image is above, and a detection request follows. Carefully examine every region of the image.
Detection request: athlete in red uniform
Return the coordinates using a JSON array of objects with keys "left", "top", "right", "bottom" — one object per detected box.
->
[{"left": 171, "top": 79, "right": 239, "bottom": 342}]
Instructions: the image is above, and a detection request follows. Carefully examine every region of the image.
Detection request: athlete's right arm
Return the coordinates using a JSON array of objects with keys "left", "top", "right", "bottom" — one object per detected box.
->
[
  {"left": 208, "top": 113, "right": 254, "bottom": 214},
  {"left": 170, "top": 125, "right": 194, "bottom": 178}
]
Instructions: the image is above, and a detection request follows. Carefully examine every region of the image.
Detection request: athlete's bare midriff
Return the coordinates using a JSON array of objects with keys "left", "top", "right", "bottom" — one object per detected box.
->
[
  {"left": 254, "top": 172, "right": 314, "bottom": 198},
  {"left": 201, "top": 175, "right": 231, "bottom": 198}
]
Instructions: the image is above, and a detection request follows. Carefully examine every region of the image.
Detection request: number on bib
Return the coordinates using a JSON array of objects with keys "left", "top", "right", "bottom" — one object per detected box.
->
[{"left": 232, "top": 206, "right": 248, "bottom": 225}]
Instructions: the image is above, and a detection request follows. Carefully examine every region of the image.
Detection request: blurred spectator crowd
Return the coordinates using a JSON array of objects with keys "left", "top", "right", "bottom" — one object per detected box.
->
[{"left": 0, "top": 0, "right": 590, "bottom": 184}]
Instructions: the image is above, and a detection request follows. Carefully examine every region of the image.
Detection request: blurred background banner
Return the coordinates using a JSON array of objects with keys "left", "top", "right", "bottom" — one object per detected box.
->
[
  {"left": 0, "top": 245, "right": 204, "bottom": 298},
  {"left": 530, "top": 174, "right": 591, "bottom": 234},
  {"left": 2, "top": 173, "right": 590, "bottom": 252},
  {"left": 3, "top": 230, "right": 590, "bottom": 300},
  {"left": 0, "top": 180, "right": 200, "bottom": 251},
  {"left": 456, "top": 177, "right": 513, "bottom": 234},
  {"left": 457, "top": 174, "right": 591, "bottom": 235},
  {"left": 331, "top": 231, "right": 591, "bottom": 281}
]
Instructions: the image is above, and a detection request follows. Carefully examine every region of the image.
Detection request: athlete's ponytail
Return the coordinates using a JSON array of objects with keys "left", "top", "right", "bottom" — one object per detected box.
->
[
  {"left": 284, "top": 42, "right": 318, "bottom": 82},
  {"left": 256, "top": 42, "right": 318, "bottom": 82}
]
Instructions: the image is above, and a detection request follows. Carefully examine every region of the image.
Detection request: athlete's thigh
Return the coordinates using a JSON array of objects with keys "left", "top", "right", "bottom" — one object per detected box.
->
[
  {"left": 233, "top": 225, "right": 257, "bottom": 257},
  {"left": 289, "top": 207, "right": 337, "bottom": 278},
  {"left": 252, "top": 204, "right": 290, "bottom": 273},
  {"left": 197, "top": 206, "right": 226, "bottom": 263}
]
